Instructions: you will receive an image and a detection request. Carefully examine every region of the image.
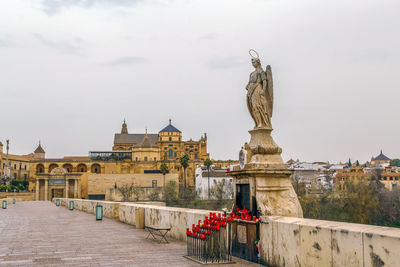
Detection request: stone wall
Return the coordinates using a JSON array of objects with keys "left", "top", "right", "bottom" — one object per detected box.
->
[
  {"left": 260, "top": 216, "right": 400, "bottom": 267},
  {"left": 54, "top": 198, "right": 218, "bottom": 241},
  {"left": 53, "top": 198, "right": 400, "bottom": 266},
  {"left": 0, "top": 192, "right": 35, "bottom": 201}
]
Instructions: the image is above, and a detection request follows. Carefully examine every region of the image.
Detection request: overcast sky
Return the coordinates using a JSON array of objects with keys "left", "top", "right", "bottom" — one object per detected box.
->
[{"left": 0, "top": 0, "right": 399, "bottom": 163}]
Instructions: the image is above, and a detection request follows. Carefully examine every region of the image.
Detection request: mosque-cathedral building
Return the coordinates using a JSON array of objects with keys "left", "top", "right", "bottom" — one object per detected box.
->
[{"left": 1, "top": 120, "right": 215, "bottom": 200}]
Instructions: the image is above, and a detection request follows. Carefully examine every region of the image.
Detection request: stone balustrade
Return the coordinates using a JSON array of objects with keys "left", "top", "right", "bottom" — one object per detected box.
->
[{"left": 54, "top": 198, "right": 400, "bottom": 267}]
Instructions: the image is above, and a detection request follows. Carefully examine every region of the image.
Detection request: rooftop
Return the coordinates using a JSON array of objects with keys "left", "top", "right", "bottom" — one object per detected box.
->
[{"left": 160, "top": 119, "right": 181, "bottom": 133}]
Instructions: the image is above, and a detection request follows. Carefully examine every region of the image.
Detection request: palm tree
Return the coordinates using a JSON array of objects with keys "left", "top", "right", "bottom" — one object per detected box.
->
[
  {"left": 179, "top": 154, "right": 190, "bottom": 189},
  {"left": 203, "top": 158, "right": 212, "bottom": 199},
  {"left": 160, "top": 163, "right": 169, "bottom": 188}
]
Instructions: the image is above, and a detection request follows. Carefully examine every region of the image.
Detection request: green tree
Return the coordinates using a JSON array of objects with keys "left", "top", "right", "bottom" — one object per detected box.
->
[
  {"left": 179, "top": 154, "right": 190, "bottom": 189},
  {"left": 390, "top": 159, "right": 400, "bottom": 167},
  {"left": 160, "top": 163, "right": 169, "bottom": 188},
  {"left": 348, "top": 158, "right": 352, "bottom": 167},
  {"left": 164, "top": 180, "right": 178, "bottom": 205},
  {"left": 203, "top": 158, "right": 212, "bottom": 199}
]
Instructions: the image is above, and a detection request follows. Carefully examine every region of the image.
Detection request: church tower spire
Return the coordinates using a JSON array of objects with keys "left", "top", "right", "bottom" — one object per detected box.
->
[{"left": 121, "top": 119, "right": 128, "bottom": 134}]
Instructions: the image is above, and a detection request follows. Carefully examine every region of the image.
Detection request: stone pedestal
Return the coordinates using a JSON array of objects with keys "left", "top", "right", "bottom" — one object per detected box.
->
[{"left": 231, "top": 128, "right": 303, "bottom": 218}]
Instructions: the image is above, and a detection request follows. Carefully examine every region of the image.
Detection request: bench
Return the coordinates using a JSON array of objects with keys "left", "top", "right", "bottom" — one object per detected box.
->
[{"left": 145, "top": 225, "right": 171, "bottom": 243}]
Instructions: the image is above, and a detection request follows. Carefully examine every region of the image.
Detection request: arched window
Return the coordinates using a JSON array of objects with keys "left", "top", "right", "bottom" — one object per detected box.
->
[
  {"left": 63, "top": 164, "right": 73, "bottom": 173},
  {"left": 91, "top": 164, "right": 101, "bottom": 174},
  {"left": 36, "top": 164, "right": 44, "bottom": 173},
  {"left": 168, "top": 149, "right": 173, "bottom": 158},
  {"left": 169, "top": 137, "right": 172, "bottom": 141},
  {"left": 144, "top": 157, "right": 148, "bottom": 162},
  {"left": 77, "top": 164, "right": 87, "bottom": 172}
]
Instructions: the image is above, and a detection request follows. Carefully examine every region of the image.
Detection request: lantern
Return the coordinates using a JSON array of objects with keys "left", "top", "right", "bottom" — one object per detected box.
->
[
  {"left": 2, "top": 200, "right": 6, "bottom": 209},
  {"left": 69, "top": 200, "right": 74, "bottom": 210},
  {"left": 96, "top": 205, "right": 103, "bottom": 221},
  {"left": 56, "top": 199, "right": 60, "bottom": 206}
]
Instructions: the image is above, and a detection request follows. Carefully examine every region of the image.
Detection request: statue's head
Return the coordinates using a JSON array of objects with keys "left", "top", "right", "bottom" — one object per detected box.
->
[{"left": 251, "top": 58, "right": 261, "bottom": 68}]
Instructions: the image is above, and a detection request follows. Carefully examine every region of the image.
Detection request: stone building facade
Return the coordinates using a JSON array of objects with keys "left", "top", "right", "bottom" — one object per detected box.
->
[
  {"left": 0, "top": 141, "right": 33, "bottom": 182},
  {"left": 28, "top": 120, "right": 212, "bottom": 199}
]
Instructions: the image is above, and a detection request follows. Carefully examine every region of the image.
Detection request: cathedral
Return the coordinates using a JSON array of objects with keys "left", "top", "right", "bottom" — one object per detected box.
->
[
  {"left": 26, "top": 119, "right": 209, "bottom": 200},
  {"left": 112, "top": 119, "right": 208, "bottom": 161}
]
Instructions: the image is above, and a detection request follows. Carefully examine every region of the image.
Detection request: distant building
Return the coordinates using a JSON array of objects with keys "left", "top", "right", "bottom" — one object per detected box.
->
[
  {"left": 370, "top": 150, "right": 391, "bottom": 167},
  {"left": 195, "top": 166, "right": 234, "bottom": 200}
]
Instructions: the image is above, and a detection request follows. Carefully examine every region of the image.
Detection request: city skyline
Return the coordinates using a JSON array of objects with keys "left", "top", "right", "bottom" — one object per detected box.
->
[{"left": 1, "top": 0, "right": 399, "bottom": 163}]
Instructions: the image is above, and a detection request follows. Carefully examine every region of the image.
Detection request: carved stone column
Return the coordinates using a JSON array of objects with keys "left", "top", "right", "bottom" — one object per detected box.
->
[
  {"left": 77, "top": 179, "right": 81, "bottom": 199},
  {"left": 44, "top": 179, "right": 48, "bottom": 201},
  {"left": 74, "top": 179, "right": 78, "bottom": 199},
  {"left": 65, "top": 179, "right": 69, "bottom": 198},
  {"left": 35, "top": 179, "right": 40, "bottom": 201}
]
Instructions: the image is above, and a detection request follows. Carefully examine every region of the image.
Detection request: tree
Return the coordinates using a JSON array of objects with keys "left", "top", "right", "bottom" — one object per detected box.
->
[
  {"left": 203, "top": 158, "right": 212, "bottom": 199},
  {"left": 117, "top": 183, "right": 143, "bottom": 202},
  {"left": 348, "top": 158, "right": 352, "bottom": 167},
  {"left": 164, "top": 180, "right": 178, "bottom": 205},
  {"left": 160, "top": 163, "right": 169, "bottom": 188},
  {"left": 390, "top": 159, "right": 400, "bottom": 167},
  {"left": 117, "top": 184, "right": 135, "bottom": 202},
  {"left": 356, "top": 160, "right": 360, "bottom": 166},
  {"left": 179, "top": 154, "right": 190, "bottom": 189}
]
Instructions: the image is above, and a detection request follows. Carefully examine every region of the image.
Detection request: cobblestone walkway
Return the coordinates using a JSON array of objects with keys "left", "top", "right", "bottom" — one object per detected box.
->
[{"left": 0, "top": 201, "right": 258, "bottom": 266}]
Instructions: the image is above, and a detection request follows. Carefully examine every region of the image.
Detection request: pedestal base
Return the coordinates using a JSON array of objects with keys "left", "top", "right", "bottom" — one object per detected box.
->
[{"left": 231, "top": 168, "right": 303, "bottom": 218}]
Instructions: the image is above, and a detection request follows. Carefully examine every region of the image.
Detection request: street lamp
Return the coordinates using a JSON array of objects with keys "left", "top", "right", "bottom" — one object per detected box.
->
[
  {"left": 96, "top": 205, "right": 103, "bottom": 220},
  {"left": 69, "top": 200, "right": 74, "bottom": 210}
]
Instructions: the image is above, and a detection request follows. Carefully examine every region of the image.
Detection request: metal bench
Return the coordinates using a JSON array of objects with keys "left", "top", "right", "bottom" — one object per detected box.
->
[{"left": 145, "top": 225, "right": 171, "bottom": 243}]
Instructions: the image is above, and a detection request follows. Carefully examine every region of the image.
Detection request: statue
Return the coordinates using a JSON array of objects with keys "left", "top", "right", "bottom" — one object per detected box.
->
[
  {"left": 230, "top": 50, "right": 303, "bottom": 219},
  {"left": 246, "top": 50, "right": 273, "bottom": 129},
  {"left": 239, "top": 146, "right": 247, "bottom": 169}
]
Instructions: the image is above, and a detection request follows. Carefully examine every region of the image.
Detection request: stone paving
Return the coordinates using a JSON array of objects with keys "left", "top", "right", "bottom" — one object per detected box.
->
[{"left": 0, "top": 201, "right": 259, "bottom": 266}]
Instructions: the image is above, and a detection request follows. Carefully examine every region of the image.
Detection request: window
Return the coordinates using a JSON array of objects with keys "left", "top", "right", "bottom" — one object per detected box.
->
[
  {"left": 136, "top": 157, "right": 138, "bottom": 161},
  {"left": 14, "top": 164, "right": 16, "bottom": 169},
  {"left": 169, "top": 149, "right": 173, "bottom": 158},
  {"left": 174, "top": 152, "right": 177, "bottom": 158},
  {"left": 144, "top": 157, "right": 148, "bottom": 162},
  {"left": 13, "top": 173, "right": 16, "bottom": 178},
  {"left": 195, "top": 154, "right": 198, "bottom": 159},
  {"left": 154, "top": 157, "right": 156, "bottom": 161},
  {"left": 195, "top": 148, "right": 198, "bottom": 151},
  {"left": 169, "top": 137, "right": 172, "bottom": 141},
  {"left": 94, "top": 168, "right": 98, "bottom": 173},
  {"left": 164, "top": 147, "right": 167, "bottom": 150},
  {"left": 24, "top": 174, "right": 27, "bottom": 179},
  {"left": 390, "top": 177, "right": 393, "bottom": 181},
  {"left": 174, "top": 147, "right": 177, "bottom": 150},
  {"left": 152, "top": 180, "right": 157, "bottom": 188},
  {"left": 80, "top": 168, "right": 84, "bottom": 172},
  {"left": 24, "top": 165, "right": 26, "bottom": 170}
]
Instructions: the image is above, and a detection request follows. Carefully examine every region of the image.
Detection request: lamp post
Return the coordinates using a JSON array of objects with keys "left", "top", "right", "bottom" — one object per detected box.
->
[
  {"left": 96, "top": 204, "right": 103, "bottom": 221},
  {"left": 69, "top": 200, "right": 74, "bottom": 210},
  {"left": 2, "top": 200, "right": 6, "bottom": 209}
]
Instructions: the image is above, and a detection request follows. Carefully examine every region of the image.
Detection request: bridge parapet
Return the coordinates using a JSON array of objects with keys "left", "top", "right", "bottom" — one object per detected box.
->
[{"left": 53, "top": 198, "right": 400, "bottom": 267}]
